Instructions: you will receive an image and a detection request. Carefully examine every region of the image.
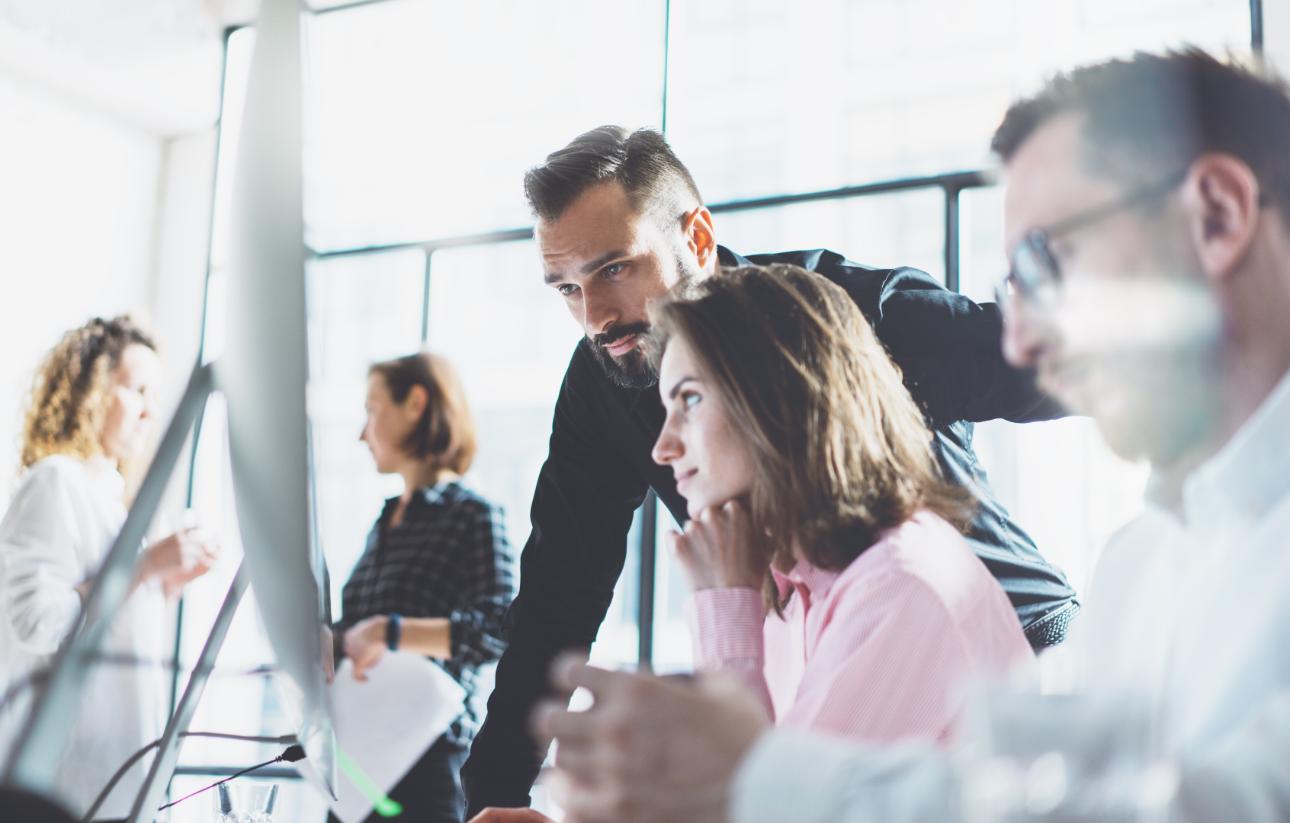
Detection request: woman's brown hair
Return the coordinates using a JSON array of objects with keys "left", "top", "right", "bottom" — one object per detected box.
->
[
  {"left": 648, "top": 264, "right": 973, "bottom": 608},
  {"left": 21, "top": 315, "right": 157, "bottom": 471},
  {"left": 369, "top": 351, "right": 477, "bottom": 475}
]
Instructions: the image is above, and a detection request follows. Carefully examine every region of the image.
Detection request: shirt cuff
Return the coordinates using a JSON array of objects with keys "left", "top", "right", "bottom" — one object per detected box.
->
[{"left": 692, "top": 587, "right": 765, "bottom": 670}]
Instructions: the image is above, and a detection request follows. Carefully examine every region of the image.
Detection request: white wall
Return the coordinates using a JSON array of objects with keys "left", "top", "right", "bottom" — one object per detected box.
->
[{"left": 0, "top": 70, "right": 163, "bottom": 501}]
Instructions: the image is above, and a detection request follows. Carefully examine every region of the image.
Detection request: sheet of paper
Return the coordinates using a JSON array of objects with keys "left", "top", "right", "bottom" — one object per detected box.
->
[{"left": 326, "top": 652, "right": 466, "bottom": 823}]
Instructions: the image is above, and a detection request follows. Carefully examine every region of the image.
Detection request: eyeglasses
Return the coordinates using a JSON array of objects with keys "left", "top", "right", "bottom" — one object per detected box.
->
[{"left": 995, "top": 168, "right": 1190, "bottom": 314}]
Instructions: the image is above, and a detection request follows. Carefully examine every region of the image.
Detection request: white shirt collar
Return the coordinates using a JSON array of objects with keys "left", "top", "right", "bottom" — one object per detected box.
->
[
  {"left": 84, "top": 455, "right": 126, "bottom": 500},
  {"left": 1162, "top": 367, "right": 1290, "bottom": 533}
]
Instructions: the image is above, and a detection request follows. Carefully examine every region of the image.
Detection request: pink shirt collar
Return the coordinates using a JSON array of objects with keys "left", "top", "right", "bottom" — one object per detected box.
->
[{"left": 771, "top": 559, "right": 841, "bottom": 607}]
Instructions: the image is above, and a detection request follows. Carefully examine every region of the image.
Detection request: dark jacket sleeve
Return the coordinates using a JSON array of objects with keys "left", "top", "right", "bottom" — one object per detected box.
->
[
  {"left": 462, "top": 344, "right": 648, "bottom": 813},
  {"left": 871, "top": 267, "right": 1066, "bottom": 426},
  {"left": 447, "top": 499, "right": 517, "bottom": 667},
  {"left": 739, "top": 248, "right": 1065, "bottom": 427}
]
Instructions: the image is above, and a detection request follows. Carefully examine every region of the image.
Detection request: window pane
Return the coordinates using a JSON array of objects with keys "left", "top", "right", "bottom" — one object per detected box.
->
[
  {"left": 307, "top": 249, "right": 427, "bottom": 605},
  {"left": 667, "top": 0, "right": 1250, "bottom": 203},
  {"left": 425, "top": 241, "right": 578, "bottom": 544},
  {"left": 958, "top": 184, "right": 1006, "bottom": 305},
  {"left": 713, "top": 188, "right": 946, "bottom": 284},
  {"left": 179, "top": 250, "right": 425, "bottom": 770},
  {"left": 209, "top": 27, "right": 256, "bottom": 274},
  {"left": 176, "top": 394, "right": 284, "bottom": 769},
  {"left": 650, "top": 503, "right": 691, "bottom": 673},
  {"left": 304, "top": 0, "right": 666, "bottom": 250},
  {"left": 425, "top": 242, "right": 642, "bottom": 666}
]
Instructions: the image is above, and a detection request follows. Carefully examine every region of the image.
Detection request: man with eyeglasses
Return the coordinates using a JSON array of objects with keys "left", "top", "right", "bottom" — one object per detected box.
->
[{"left": 533, "top": 49, "right": 1290, "bottom": 823}]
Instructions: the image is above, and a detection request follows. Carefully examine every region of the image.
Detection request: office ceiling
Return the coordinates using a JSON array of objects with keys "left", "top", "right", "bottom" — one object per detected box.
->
[{"left": 0, "top": 0, "right": 258, "bottom": 135}]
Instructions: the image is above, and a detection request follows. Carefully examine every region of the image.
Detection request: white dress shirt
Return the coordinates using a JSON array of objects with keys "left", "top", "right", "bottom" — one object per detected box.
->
[
  {"left": 732, "top": 368, "right": 1290, "bottom": 823},
  {"left": 0, "top": 455, "right": 167, "bottom": 820}
]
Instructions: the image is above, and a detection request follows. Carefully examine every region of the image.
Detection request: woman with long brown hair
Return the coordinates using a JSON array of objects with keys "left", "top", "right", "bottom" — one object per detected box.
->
[
  {"left": 331, "top": 351, "right": 516, "bottom": 823},
  {"left": 649, "top": 264, "right": 1032, "bottom": 744},
  {"left": 0, "top": 316, "right": 218, "bottom": 821}
]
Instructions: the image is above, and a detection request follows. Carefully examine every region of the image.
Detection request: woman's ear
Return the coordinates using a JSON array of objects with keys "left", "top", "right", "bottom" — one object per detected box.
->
[
  {"left": 403, "top": 384, "right": 429, "bottom": 419},
  {"left": 1181, "top": 153, "right": 1262, "bottom": 283}
]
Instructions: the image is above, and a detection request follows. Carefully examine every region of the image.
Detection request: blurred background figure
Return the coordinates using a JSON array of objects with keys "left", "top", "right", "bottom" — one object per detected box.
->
[
  {"left": 330, "top": 352, "right": 516, "bottom": 823},
  {"left": 0, "top": 315, "right": 218, "bottom": 821}
]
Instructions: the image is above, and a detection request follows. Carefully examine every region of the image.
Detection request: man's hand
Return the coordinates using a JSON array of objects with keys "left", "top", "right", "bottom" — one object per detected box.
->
[
  {"left": 468, "top": 809, "right": 557, "bottom": 823},
  {"left": 669, "top": 500, "right": 767, "bottom": 592},
  {"left": 532, "top": 655, "right": 770, "bottom": 823},
  {"left": 343, "top": 615, "right": 389, "bottom": 681}
]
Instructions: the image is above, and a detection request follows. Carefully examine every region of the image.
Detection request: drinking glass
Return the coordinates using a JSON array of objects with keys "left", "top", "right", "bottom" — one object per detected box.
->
[{"left": 213, "top": 782, "right": 278, "bottom": 823}]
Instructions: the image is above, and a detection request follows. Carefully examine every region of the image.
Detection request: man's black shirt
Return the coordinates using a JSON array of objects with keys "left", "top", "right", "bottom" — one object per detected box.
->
[{"left": 462, "top": 247, "right": 1079, "bottom": 813}]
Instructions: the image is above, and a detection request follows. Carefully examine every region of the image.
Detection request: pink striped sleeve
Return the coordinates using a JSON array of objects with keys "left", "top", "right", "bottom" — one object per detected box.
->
[
  {"left": 692, "top": 587, "right": 774, "bottom": 716},
  {"left": 781, "top": 573, "right": 971, "bottom": 744}
]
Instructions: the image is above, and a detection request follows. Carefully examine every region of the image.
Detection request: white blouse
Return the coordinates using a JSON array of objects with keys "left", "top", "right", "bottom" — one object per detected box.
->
[{"left": 0, "top": 455, "right": 167, "bottom": 819}]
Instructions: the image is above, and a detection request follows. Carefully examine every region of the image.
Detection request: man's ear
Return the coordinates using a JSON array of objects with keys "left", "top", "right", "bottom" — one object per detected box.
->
[
  {"left": 682, "top": 206, "right": 718, "bottom": 272},
  {"left": 1181, "top": 153, "right": 1262, "bottom": 283}
]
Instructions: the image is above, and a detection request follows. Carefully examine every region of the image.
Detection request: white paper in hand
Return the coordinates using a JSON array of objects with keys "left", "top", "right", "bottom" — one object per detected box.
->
[{"left": 327, "top": 652, "right": 466, "bottom": 823}]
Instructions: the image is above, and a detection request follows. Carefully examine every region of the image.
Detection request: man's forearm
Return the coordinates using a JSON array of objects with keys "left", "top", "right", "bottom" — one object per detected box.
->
[
  {"left": 464, "top": 621, "right": 594, "bottom": 815},
  {"left": 463, "top": 648, "right": 551, "bottom": 812}
]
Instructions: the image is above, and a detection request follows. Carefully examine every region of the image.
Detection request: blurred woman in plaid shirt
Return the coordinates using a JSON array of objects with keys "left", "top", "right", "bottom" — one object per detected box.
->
[{"left": 331, "top": 351, "right": 516, "bottom": 823}]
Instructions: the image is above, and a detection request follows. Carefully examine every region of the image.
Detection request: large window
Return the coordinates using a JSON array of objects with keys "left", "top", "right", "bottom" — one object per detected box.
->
[
  {"left": 169, "top": 0, "right": 1257, "bottom": 815},
  {"left": 665, "top": 0, "right": 1249, "bottom": 202},
  {"left": 303, "top": 0, "right": 667, "bottom": 249}
]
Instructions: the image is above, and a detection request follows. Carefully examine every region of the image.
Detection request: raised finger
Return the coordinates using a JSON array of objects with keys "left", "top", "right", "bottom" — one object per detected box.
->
[
  {"left": 551, "top": 737, "right": 605, "bottom": 784},
  {"left": 551, "top": 654, "right": 631, "bottom": 699},
  {"left": 531, "top": 701, "right": 598, "bottom": 746}
]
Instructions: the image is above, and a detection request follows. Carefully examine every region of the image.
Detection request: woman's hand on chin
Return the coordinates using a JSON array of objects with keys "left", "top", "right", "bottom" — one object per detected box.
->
[{"left": 669, "top": 499, "right": 766, "bottom": 591}]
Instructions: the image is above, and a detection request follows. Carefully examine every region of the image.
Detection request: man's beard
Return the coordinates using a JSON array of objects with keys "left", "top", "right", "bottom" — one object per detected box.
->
[
  {"left": 589, "top": 322, "right": 656, "bottom": 389},
  {"left": 588, "top": 260, "right": 700, "bottom": 390}
]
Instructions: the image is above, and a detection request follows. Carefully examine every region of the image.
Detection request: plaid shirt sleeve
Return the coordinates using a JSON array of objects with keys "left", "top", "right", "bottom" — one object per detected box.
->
[{"left": 447, "top": 498, "right": 517, "bottom": 667}]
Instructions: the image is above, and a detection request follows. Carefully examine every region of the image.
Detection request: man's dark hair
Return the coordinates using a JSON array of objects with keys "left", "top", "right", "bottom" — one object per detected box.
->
[
  {"left": 993, "top": 49, "right": 1290, "bottom": 216},
  {"left": 523, "top": 126, "right": 703, "bottom": 223}
]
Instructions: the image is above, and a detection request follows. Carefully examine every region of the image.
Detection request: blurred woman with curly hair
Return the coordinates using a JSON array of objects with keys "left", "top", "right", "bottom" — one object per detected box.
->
[{"left": 0, "top": 315, "right": 218, "bottom": 821}]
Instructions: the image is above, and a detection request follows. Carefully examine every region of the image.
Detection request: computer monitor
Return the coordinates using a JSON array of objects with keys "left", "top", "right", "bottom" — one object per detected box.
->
[{"left": 219, "top": 0, "right": 337, "bottom": 801}]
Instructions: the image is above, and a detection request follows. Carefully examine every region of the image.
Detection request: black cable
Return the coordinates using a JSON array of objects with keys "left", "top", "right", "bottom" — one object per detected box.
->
[
  {"left": 79, "top": 731, "right": 296, "bottom": 823},
  {"left": 0, "top": 654, "right": 277, "bottom": 822},
  {"left": 156, "top": 744, "right": 306, "bottom": 813}
]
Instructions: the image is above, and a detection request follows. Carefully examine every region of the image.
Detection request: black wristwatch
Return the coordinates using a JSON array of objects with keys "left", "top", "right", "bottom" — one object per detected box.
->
[{"left": 385, "top": 613, "right": 402, "bottom": 651}]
